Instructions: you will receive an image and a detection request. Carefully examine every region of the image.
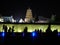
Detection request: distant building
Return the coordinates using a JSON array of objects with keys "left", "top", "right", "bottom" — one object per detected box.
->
[
  {"left": 0, "top": 8, "right": 50, "bottom": 23},
  {"left": 37, "top": 20, "right": 49, "bottom": 23},
  {"left": 24, "top": 8, "right": 33, "bottom": 23},
  {"left": 0, "top": 16, "right": 16, "bottom": 23},
  {"left": 3, "top": 16, "right": 13, "bottom": 22},
  {"left": 35, "top": 16, "right": 49, "bottom": 23}
]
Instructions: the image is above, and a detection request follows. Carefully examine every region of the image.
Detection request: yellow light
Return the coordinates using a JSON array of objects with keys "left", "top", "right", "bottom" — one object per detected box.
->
[
  {"left": 0, "top": 24, "right": 60, "bottom": 32},
  {"left": 18, "top": 30, "right": 22, "bottom": 32}
]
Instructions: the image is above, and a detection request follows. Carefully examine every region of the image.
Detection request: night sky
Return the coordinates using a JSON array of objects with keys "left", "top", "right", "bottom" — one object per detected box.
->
[{"left": 0, "top": 0, "right": 59, "bottom": 21}]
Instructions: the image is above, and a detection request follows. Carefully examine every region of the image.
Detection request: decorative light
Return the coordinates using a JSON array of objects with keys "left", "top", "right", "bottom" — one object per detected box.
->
[
  {"left": 22, "top": 33, "right": 24, "bottom": 37},
  {"left": 32, "top": 32, "right": 37, "bottom": 37},
  {"left": 1, "top": 32, "right": 5, "bottom": 37}
]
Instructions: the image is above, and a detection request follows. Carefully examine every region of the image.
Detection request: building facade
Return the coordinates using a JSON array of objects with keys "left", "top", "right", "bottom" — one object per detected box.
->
[{"left": 25, "top": 8, "right": 33, "bottom": 23}]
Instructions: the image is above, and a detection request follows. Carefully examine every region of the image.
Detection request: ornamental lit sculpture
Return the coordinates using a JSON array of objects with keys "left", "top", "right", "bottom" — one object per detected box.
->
[
  {"left": 12, "top": 18, "right": 16, "bottom": 23},
  {"left": 0, "top": 18, "right": 4, "bottom": 22},
  {"left": 0, "top": 15, "right": 4, "bottom": 22},
  {"left": 19, "top": 18, "right": 24, "bottom": 23},
  {"left": 25, "top": 8, "right": 33, "bottom": 23}
]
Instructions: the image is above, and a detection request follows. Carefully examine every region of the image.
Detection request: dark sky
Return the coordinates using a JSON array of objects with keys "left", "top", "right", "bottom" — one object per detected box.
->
[{"left": 0, "top": 0, "right": 59, "bottom": 20}]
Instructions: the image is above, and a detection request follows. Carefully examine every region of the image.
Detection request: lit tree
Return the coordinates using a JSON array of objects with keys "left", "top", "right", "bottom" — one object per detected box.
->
[{"left": 50, "top": 14, "right": 56, "bottom": 23}]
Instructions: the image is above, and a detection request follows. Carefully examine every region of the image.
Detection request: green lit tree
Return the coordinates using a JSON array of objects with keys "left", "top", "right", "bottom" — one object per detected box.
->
[{"left": 50, "top": 15, "right": 56, "bottom": 23}]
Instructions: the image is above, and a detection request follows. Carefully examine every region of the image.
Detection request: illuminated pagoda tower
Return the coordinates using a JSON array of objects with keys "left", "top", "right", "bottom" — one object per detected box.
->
[{"left": 25, "top": 8, "right": 33, "bottom": 23}]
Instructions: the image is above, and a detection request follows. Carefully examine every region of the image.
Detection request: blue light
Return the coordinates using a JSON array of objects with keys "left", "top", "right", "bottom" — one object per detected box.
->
[
  {"left": 1, "top": 32, "right": 5, "bottom": 37},
  {"left": 22, "top": 33, "right": 24, "bottom": 37},
  {"left": 58, "top": 33, "right": 60, "bottom": 36},
  {"left": 32, "top": 32, "right": 36, "bottom": 37}
]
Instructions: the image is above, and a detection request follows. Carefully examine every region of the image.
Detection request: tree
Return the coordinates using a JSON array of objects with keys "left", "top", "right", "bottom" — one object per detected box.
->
[
  {"left": 50, "top": 15, "right": 56, "bottom": 23},
  {"left": 34, "top": 16, "right": 39, "bottom": 22}
]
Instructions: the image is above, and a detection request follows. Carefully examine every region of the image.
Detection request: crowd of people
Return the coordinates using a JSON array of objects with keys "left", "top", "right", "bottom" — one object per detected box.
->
[
  {"left": 2, "top": 25, "right": 14, "bottom": 32},
  {"left": 0, "top": 24, "right": 60, "bottom": 45}
]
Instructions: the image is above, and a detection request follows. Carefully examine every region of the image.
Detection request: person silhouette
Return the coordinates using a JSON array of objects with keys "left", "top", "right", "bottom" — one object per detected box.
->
[
  {"left": 8, "top": 27, "right": 11, "bottom": 32},
  {"left": 3, "top": 24, "right": 5, "bottom": 31},
  {"left": 11, "top": 26, "right": 14, "bottom": 32},
  {"left": 3, "top": 25, "right": 8, "bottom": 32},
  {"left": 24, "top": 27, "right": 28, "bottom": 33}
]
